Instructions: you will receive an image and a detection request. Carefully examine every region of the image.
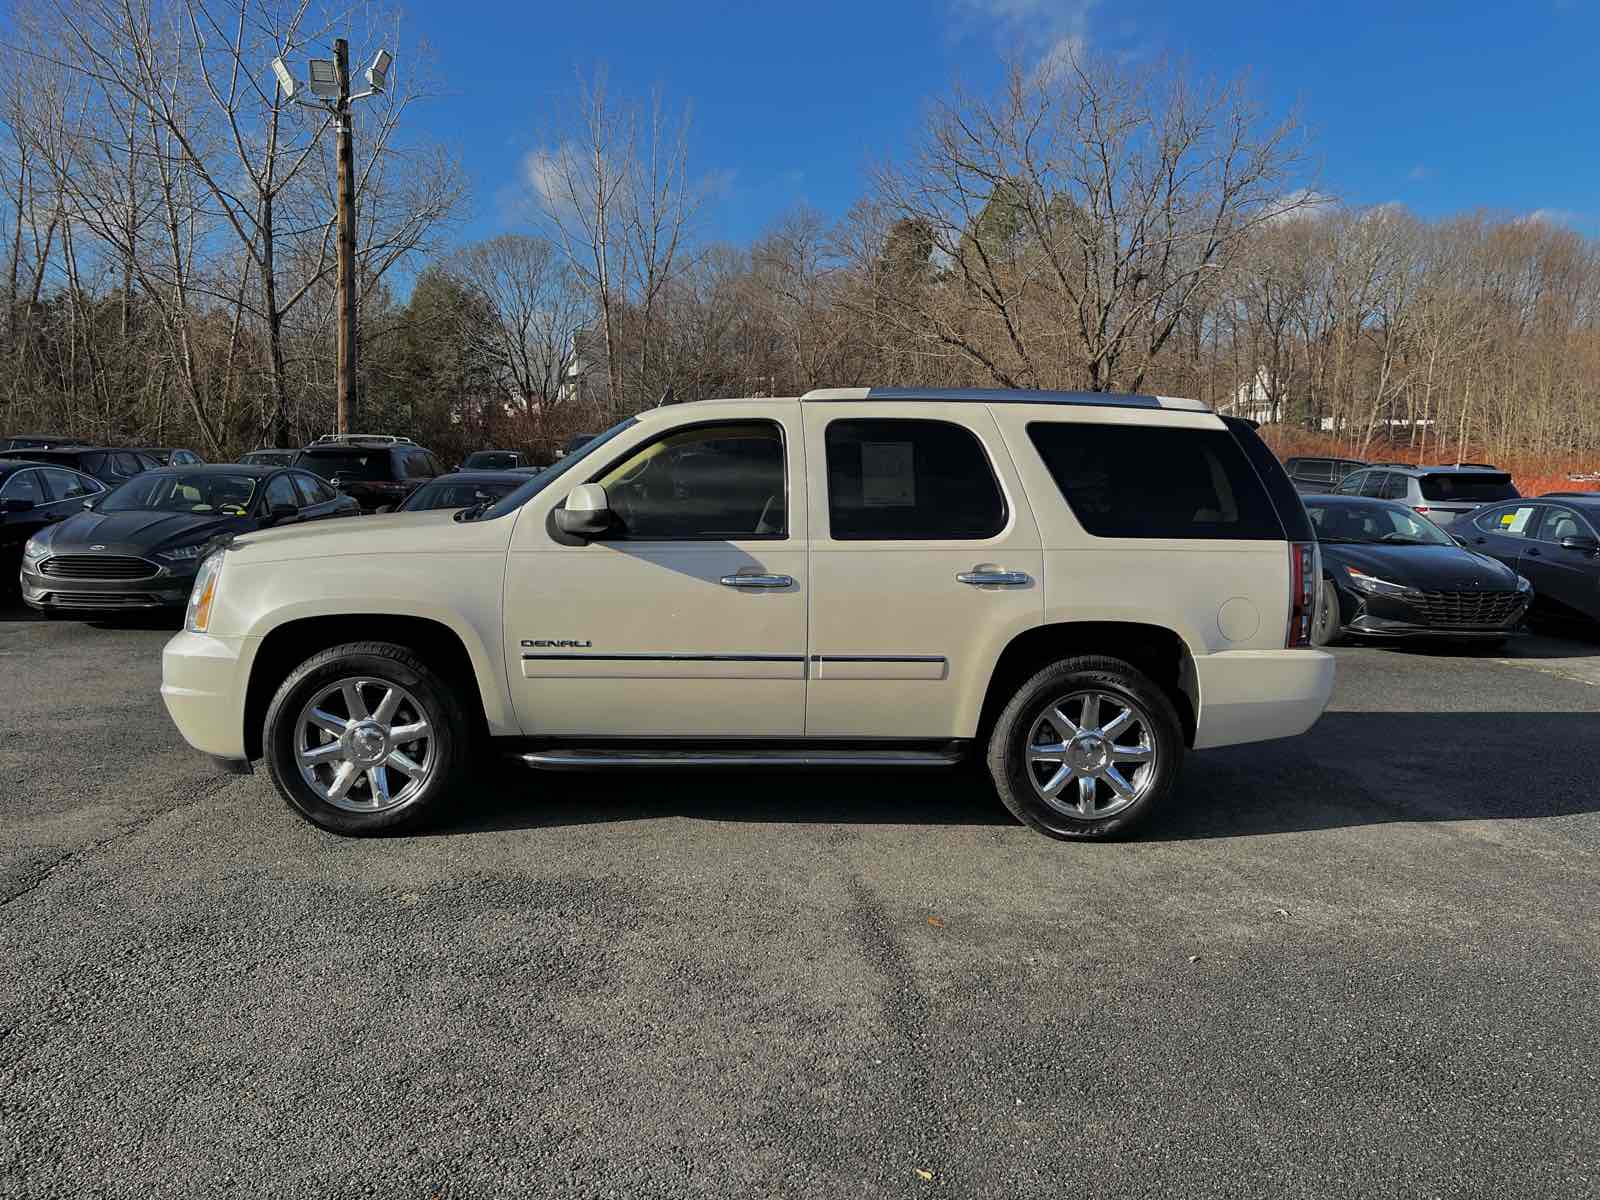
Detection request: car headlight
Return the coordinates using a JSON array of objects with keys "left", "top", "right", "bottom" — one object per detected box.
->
[
  {"left": 185, "top": 550, "right": 225, "bottom": 633},
  {"left": 1515, "top": 574, "right": 1533, "bottom": 593},
  {"left": 22, "top": 535, "right": 49, "bottom": 562},
  {"left": 1343, "top": 565, "right": 1415, "bottom": 597},
  {"left": 159, "top": 542, "right": 206, "bottom": 563}
]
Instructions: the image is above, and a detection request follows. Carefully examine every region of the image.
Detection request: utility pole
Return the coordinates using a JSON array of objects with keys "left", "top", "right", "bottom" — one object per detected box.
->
[{"left": 334, "top": 38, "right": 357, "bottom": 435}]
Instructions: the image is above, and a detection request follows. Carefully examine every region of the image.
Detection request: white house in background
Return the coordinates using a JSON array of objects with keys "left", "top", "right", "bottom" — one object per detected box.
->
[
  {"left": 1218, "top": 366, "right": 1280, "bottom": 425},
  {"left": 559, "top": 327, "right": 609, "bottom": 411}
]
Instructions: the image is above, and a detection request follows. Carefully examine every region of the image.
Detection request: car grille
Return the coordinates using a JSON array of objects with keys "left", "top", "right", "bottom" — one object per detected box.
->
[
  {"left": 1410, "top": 589, "right": 1524, "bottom": 628},
  {"left": 39, "top": 554, "right": 158, "bottom": 580},
  {"left": 46, "top": 592, "right": 164, "bottom": 609}
]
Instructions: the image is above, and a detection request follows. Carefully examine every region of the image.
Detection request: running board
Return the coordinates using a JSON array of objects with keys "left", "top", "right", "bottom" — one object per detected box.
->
[{"left": 520, "top": 747, "right": 964, "bottom": 772}]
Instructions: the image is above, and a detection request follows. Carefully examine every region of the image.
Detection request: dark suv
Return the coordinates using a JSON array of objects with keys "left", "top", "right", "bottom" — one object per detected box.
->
[
  {"left": 296, "top": 436, "right": 447, "bottom": 511},
  {"left": 1284, "top": 456, "right": 1367, "bottom": 494},
  {"left": 10, "top": 446, "right": 163, "bottom": 486}
]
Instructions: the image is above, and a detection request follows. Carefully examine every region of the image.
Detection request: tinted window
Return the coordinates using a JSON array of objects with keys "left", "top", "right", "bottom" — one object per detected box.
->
[
  {"left": 264, "top": 474, "right": 300, "bottom": 510},
  {"left": 81, "top": 452, "right": 107, "bottom": 475},
  {"left": 1360, "top": 472, "right": 1389, "bottom": 498},
  {"left": 1305, "top": 500, "right": 1453, "bottom": 546},
  {"left": 1538, "top": 507, "right": 1594, "bottom": 543},
  {"left": 38, "top": 468, "right": 100, "bottom": 501},
  {"left": 1028, "top": 422, "right": 1281, "bottom": 540},
  {"left": 826, "top": 419, "right": 1004, "bottom": 540},
  {"left": 102, "top": 472, "right": 258, "bottom": 513},
  {"left": 1381, "top": 474, "right": 1409, "bottom": 500},
  {"left": 1222, "top": 418, "right": 1312, "bottom": 542},
  {"left": 398, "top": 450, "right": 433, "bottom": 479},
  {"left": 596, "top": 421, "right": 786, "bottom": 540},
  {"left": 402, "top": 479, "right": 522, "bottom": 511},
  {"left": 0, "top": 469, "right": 45, "bottom": 503},
  {"left": 1335, "top": 471, "right": 1365, "bottom": 495},
  {"left": 1419, "top": 472, "right": 1518, "bottom": 503},
  {"left": 113, "top": 452, "right": 146, "bottom": 476},
  {"left": 303, "top": 451, "right": 388, "bottom": 481},
  {"left": 465, "top": 451, "right": 520, "bottom": 470},
  {"left": 1477, "top": 504, "right": 1540, "bottom": 538},
  {"left": 1290, "top": 459, "right": 1333, "bottom": 482},
  {"left": 293, "top": 472, "right": 336, "bottom": 506}
]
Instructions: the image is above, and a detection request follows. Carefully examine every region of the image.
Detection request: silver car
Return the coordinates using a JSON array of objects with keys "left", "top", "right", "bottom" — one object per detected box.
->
[{"left": 1333, "top": 464, "right": 1519, "bottom": 526}]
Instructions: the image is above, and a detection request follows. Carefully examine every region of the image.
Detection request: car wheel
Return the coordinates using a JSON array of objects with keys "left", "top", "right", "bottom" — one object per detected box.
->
[
  {"left": 986, "top": 656, "right": 1184, "bottom": 840},
  {"left": 263, "top": 640, "right": 466, "bottom": 835},
  {"left": 1311, "top": 579, "right": 1341, "bottom": 646}
]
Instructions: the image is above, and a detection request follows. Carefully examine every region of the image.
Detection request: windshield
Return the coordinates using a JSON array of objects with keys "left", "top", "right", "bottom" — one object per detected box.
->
[
  {"left": 474, "top": 419, "right": 637, "bottom": 521},
  {"left": 100, "top": 472, "right": 259, "bottom": 515},
  {"left": 402, "top": 478, "right": 523, "bottom": 511},
  {"left": 464, "top": 451, "right": 519, "bottom": 469},
  {"left": 302, "top": 450, "right": 389, "bottom": 480},
  {"left": 1419, "top": 472, "right": 1517, "bottom": 502},
  {"left": 1305, "top": 500, "right": 1455, "bottom": 546}
]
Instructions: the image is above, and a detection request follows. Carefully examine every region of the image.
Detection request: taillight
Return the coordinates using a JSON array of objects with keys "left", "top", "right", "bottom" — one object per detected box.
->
[
  {"left": 1287, "top": 542, "right": 1316, "bottom": 647},
  {"left": 1413, "top": 506, "right": 1431, "bottom": 515}
]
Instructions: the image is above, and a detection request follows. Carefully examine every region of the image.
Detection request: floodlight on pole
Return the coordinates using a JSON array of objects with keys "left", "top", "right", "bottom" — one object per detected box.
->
[
  {"left": 307, "top": 58, "right": 340, "bottom": 100},
  {"left": 366, "top": 49, "right": 392, "bottom": 92},
  {"left": 270, "top": 57, "right": 297, "bottom": 99}
]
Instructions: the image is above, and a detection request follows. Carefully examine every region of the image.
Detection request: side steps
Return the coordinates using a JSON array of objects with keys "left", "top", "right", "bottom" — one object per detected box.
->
[{"left": 520, "top": 745, "right": 966, "bottom": 771}]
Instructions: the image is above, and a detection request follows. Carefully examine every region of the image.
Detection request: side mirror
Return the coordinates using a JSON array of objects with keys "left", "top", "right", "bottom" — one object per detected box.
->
[
  {"left": 555, "top": 483, "right": 613, "bottom": 539},
  {"left": 82, "top": 496, "right": 99, "bottom": 510},
  {"left": 0, "top": 497, "right": 35, "bottom": 514},
  {"left": 1560, "top": 534, "right": 1600, "bottom": 555},
  {"left": 1451, "top": 533, "right": 1470, "bottom": 547}
]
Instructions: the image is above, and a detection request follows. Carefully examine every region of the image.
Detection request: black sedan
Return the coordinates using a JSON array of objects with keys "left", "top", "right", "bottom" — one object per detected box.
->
[
  {"left": 1, "top": 459, "right": 108, "bottom": 597},
  {"left": 1461, "top": 494, "right": 1600, "bottom": 630},
  {"left": 1305, "top": 495, "right": 1532, "bottom": 645},
  {"left": 390, "top": 470, "right": 532, "bottom": 513},
  {"left": 9, "top": 446, "right": 163, "bottom": 486},
  {"left": 20, "top": 464, "right": 357, "bottom": 615}
]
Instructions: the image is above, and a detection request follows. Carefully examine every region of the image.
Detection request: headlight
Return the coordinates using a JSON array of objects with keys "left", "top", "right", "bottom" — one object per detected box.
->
[
  {"left": 159, "top": 542, "right": 206, "bottom": 563},
  {"left": 1343, "top": 565, "right": 1415, "bottom": 597},
  {"left": 185, "top": 550, "right": 225, "bottom": 633},
  {"left": 22, "top": 536, "right": 49, "bottom": 561},
  {"left": 1515, "top": 574, "right": 1533, "bottom": 593}
]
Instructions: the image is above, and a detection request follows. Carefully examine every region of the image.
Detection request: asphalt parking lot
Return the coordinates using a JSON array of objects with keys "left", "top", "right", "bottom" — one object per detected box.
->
[{"left": 2, "top": 606, "right": 1598, "bottom": 1199}]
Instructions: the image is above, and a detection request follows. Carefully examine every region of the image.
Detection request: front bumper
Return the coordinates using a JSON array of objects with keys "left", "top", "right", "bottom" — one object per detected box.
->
[
  {"left": 1342, "top": 616, "right": 1527, "bottom": 641},
  {"left": 21, "top": 562, "right": 195, "bottom": 613},
  {"left": 1340, "top": 587, "right": 1530, "bottom": 641},
  {"left": 1191, "top": 649, "right": 1336, "bottom": 751},
  {"left": 161, "top": 630, "right": 252, "bottom": 762}
]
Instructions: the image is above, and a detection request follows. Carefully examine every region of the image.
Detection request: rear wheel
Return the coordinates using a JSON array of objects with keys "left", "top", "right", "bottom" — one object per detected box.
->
[
  {"left": 986, "top": 657, "right": 1183, "bottom": 840},
  {"left": 263, "top": 641, "right": 466, "bottom": 835}
]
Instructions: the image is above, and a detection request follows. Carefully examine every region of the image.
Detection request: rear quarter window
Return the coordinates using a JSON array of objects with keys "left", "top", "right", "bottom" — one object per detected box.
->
[{"left": 1027, "top": 421, "right": 1284, "bottom": 540}]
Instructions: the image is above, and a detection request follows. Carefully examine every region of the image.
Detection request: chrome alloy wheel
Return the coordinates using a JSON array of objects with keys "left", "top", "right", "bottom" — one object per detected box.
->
[
  {"left": 1024, "top": 690, "right": 1158, "bottom": 820},
  {"left": 293, "top": 677, "right": 436, "bottom": 814}
]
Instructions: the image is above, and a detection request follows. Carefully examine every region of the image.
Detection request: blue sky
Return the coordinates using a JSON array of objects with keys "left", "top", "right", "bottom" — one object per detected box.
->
[{"left": 410, "top": 0, "right": 1600, "bottom": 247}]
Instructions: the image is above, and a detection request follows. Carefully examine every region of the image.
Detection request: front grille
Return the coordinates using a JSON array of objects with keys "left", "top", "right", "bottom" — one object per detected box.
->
[
  {"left": 46, "top": 592, "right": 164, "bottom": 609},
  {"left": 39, "top": 554, "right": 158, "bottom": 580},
  {"left": 1410, "top": 589, "right": 1524, "bottom": 628}
]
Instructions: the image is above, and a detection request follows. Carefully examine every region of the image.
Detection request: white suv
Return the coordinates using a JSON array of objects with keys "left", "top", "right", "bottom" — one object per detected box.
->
[{"left": 161, "top": 388, "right": 1334, "bottom": 840}]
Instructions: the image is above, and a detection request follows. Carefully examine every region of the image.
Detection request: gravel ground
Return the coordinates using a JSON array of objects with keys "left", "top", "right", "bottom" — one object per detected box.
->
[{"left": 1, "top": 604, "right": 1598, "bottom": 1199}]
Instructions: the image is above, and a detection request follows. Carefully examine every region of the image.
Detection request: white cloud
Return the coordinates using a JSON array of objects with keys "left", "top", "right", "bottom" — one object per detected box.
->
[
  {"left": 1522, "top": 208, "right": 1581, "bottom": 228},
  {"left": 1263, "top": 188, "right": 1338, "bottom": 225},
  {"left": 947, "top": 0, "right": 1100, "bottom": 47},
  {"left": 1407, "top": 164, "right": 1430, "bottom": 182}
]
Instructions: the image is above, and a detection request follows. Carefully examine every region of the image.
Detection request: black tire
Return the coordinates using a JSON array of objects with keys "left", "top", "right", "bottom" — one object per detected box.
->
[
  {"left": 985, "top": 656, "right": 1184, "bottom": 840},
  {"left": 1311, "top": 579, "right": 1342, "bottom": 647},
  {"left": 263, "top": 640, "right": 467, "bottom": 835}
]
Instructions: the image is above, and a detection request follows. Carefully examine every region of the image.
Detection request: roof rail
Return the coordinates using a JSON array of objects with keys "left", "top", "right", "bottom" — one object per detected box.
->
[
  {"left": 1446, "top": 461, "right": 1499, "bottom": 470},
  {"left": 309, "top": 433, "right": 416, "bottom": 446},
  {"left": 798, "top": 386, "right": 1210, "bottom": 412}
]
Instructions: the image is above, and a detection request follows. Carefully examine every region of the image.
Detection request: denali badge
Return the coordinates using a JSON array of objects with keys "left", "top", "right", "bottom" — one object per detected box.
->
[{"left": 522, "top": 639, "right": 592, "bottom": 648}]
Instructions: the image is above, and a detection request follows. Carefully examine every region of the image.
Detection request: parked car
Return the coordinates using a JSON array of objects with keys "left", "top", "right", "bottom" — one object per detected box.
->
[
  {"left": 390, "top": 470, "right": 532, "bottom": 513},
  {"left": 20, "top": 464, "right": 358, "bottom": 616},
  {"left": 139, "top": 447, "right": 206, "bottom": 466},
  {"left": 556, "top": 433, "right": 596, "bottom": 458},
  {"left": 0, "top": 459, "right": 107, "bottom": 597},
  {"left": 9, "top": 446, "right": 163, "bottom": 487},
  {"left": 461, "top": 449, "right": 532, "bottom": 470},
  {"left": 1332, "top": 464, "right": 1519, "bottom": 526},
  {"left": 159, "top": 385, "right": 1335, "bottom": 841},
  {"left": 1459, "top": 494, "right": 1600, "bottom": 630},
  {"left": 1285, "top": 456, "right": 1367, "bottom": 494},
  {"left": 297, "top": 436, "right": 447, "bottom": 512},
  {"left": 1, "top": 433, "right": 76, "bottom": 451},
  {"left": 1303, "top": 494, "right": 1531, "bottom": 646},
  {"left": 238, "top": 449, "right": 302, "bottom": 468}
]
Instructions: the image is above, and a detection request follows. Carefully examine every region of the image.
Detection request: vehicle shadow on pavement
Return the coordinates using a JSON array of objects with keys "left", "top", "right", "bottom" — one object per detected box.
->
[{"left": 1152, "top": 710, "right": 1600, "bottom": 840}]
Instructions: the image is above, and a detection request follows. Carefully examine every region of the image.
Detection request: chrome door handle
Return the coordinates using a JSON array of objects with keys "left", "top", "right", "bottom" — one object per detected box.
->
[
  {"left": 719, "top": 573, "right": 794, "bottom": 589},
  {"left": 957, "top": 570, "right": 1032, "bottom": 587}
]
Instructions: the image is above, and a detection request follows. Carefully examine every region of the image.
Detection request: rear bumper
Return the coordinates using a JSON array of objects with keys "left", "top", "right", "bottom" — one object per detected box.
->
[
  {"left": 1191, "top": 649, "right": 1336, "bottom": 751},
  {"left": 161, "top": 631, "right": 252, "bottom": 762}
]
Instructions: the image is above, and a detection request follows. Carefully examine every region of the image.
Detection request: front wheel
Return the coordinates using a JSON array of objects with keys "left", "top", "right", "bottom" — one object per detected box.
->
[
  {"left": 1311, "top": 579, "right": 1341, "bottom": 647},
  {"left": 986, "top": 656, "right": 1184, "bottom": 840},
  {"left": 263, "top": 641, "right": 467, "bottom": 835}
]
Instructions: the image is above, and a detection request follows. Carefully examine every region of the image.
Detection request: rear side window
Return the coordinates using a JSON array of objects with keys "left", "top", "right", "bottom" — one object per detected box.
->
[
  {"left": 1381, "top": 474, "right": 1409, "bottom": 500},
  {"left": 1291, "top": 459, "right": 1333, "bottom": 482},
  {"left": 825, "top": 419, "right": 1006, "bottom": 540},
  {"left": 1027, "top": 422, "right": 1283, "bottom": 540},
  {"left": 1419, "top": 472, "right": 1518, "bottom": 503}
]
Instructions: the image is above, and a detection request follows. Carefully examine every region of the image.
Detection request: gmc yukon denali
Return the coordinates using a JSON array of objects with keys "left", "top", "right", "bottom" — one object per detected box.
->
[{"left": 160, "top": 387, "right": 1335, "bottom": 840}]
